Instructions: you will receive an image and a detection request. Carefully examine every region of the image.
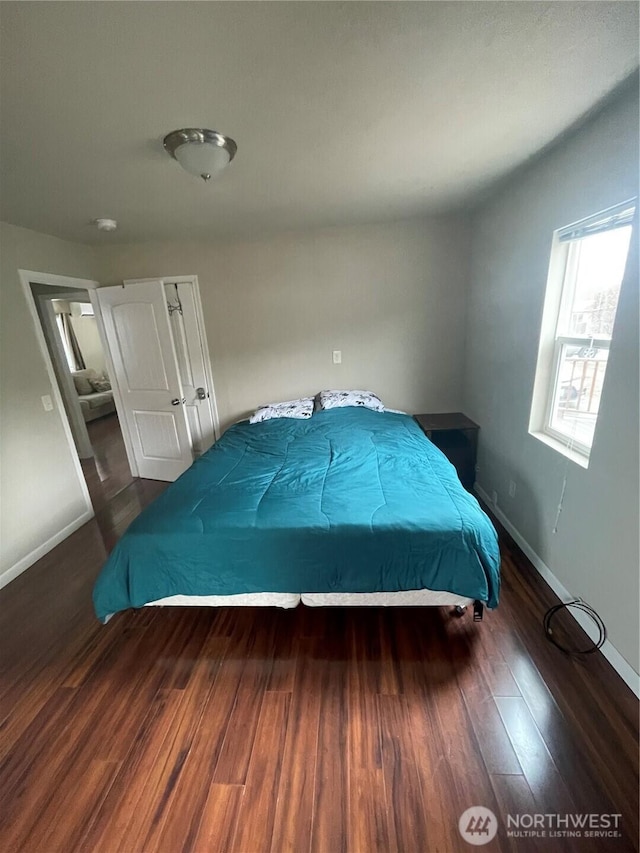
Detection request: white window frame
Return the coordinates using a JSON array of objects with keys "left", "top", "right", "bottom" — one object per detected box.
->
[{"left": 529, "top": 199, "right": 636, "bottom": 466}]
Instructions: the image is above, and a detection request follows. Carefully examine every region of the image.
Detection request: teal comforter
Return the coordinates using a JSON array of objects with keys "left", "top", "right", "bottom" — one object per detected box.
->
[{"left": 93, "top": 409, "right": 500, "bottom": 620}]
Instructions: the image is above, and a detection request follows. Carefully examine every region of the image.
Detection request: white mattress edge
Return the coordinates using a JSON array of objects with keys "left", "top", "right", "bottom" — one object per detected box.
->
[
  {"left": 302, "top": 590, "right": 473, "bottom": 607},
  {"left": 145, "top": 592, "right": 300, "bottom": 608},
  {"left": 143, "top": 590, "right": 474, "bottom": 609}
]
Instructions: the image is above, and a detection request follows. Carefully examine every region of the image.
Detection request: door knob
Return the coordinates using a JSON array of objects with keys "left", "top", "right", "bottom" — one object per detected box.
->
[
  {"left": 171, "top": 398, "right": 185, "bottom": 406},
  {"left": 196, "top": 387, "right": 208, "bottom": 400}
]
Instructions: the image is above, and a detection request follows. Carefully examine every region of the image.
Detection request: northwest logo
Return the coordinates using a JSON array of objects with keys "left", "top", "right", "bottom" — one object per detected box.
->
[{"left": 458, "top": 807, "right": 498, "bottom": 846}]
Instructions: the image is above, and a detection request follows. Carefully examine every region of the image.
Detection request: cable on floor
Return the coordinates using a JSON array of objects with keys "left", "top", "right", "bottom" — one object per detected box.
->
[{"left": 543, "top": 598, "right": 607, "bottom": 655}]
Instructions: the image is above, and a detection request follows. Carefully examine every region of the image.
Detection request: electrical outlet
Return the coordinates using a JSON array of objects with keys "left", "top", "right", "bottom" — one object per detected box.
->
[
  {"left": 41, "top": 395, "right": 54, "bottom": 412},
  {"left": 332, "top": 350, "right": 342, "bottom": 364},
  {"left": 508, "top": 480, "right": 516, "bottom": 498},
  {"left": 491, "top": 490, "right": 498, "bottom": 505}
]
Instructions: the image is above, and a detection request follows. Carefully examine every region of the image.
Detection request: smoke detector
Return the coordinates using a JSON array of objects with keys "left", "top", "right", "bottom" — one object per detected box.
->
[{"left": 94, "top": 218, "right": 117, "bottom": 232}]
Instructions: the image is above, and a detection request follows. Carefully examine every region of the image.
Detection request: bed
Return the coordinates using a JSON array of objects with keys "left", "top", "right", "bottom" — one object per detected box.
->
[{"left": 93, "top": 407, "right": 500, "bottom": 622}]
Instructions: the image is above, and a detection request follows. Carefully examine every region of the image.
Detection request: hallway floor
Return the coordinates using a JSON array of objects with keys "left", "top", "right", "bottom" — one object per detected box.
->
[{"left": 81, "top": 413, "right": 134, "bottom": 511}]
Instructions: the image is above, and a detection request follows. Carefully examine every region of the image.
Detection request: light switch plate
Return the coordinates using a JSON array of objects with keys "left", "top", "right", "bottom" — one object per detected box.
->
[
  {"left": 41, "top": 395, "right": 54, "bottom": 412},
  {"left": 332, "top": 350, "right": 342, "bottom": 364}
]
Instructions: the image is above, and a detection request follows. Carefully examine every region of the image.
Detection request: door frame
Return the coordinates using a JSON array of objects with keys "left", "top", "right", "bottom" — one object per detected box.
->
[
  {"left": 122, "top": 275, "right": 220, "bottom": 442},
  {"left": 20, "top": 270, "right": 217, "bottom": 495},
  {"left": 18, "top": 269, "right": 101, "bottom": 516},
  {"left": 35, "top": 293, "right": 94, "bottom": 460}
]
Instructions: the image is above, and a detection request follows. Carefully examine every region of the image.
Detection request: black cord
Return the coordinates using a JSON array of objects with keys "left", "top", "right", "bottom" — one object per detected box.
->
[{"left": 543, "top": 598, "right": 607, "bottom": 656}]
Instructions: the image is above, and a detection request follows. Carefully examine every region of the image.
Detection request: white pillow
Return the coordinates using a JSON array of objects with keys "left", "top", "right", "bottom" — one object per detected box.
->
[
  {"left": 317, "top": 389, "right": 384, "bottom": 412},
  {"left": 250, "top": 397, "right": 315, "bottom": 424}
]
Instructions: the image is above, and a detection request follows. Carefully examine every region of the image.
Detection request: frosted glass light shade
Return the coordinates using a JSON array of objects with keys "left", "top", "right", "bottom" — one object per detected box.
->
[
  {"left": 174, "top": 142, "right": 230, "bottom": 179},
  {"left": 163, "top": 128, "right": 237, "bottom": 182}
]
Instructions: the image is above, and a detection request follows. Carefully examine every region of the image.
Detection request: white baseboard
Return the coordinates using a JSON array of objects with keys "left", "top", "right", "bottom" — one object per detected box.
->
[
  {"left": 0, "top": 510, "right": 94, "bottom": 591},
  {"left": 475, "top": 485, "right": 640, "bottom": 698}
]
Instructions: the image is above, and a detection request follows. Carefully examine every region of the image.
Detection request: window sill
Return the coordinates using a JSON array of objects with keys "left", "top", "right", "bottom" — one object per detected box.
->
[{"left": 529, "top": 430, "right": 590, "bottom": 469}]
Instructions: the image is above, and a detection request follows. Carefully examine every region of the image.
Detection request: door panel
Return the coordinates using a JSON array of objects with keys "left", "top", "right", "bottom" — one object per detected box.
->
[
  {"left": 165, "top": 282, "right": 216, "bottom": 454},
  {"left": 112, "top": 303, "right": 168, "bottom": 389},
  {"left": 134, "top": 411, "right": 183, "bottom": 459},
  {"left": 97, "top": 281, "right": 193, "bottom": 481}
]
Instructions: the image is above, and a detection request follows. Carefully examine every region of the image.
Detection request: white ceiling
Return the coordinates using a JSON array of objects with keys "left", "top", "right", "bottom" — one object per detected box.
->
[{"left": 0, "top": 2, "right": 637, "bottom": 245}]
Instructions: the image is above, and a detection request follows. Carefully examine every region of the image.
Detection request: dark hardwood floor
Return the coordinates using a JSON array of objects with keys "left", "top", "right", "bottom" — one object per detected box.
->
[
  {"left": 0, "top": 471, "right": 637, "bottom": 852},
  {"left": 81, "top": 413, "right": 135, "bottom": 511}
]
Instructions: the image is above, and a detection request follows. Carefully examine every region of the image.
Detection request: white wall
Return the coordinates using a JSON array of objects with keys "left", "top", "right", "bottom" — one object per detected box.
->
[
  {"left": 0, "top": 222, "right": 98, "bottom": 581},
  {"left": 71, "top": 314, "right": 107, "bottom": 375},
  {"left": 463, "top": 85, "right": 639, "bottom": 673},
  {"left": 96, "top": 216, "right": 470, "bottom": 430}
]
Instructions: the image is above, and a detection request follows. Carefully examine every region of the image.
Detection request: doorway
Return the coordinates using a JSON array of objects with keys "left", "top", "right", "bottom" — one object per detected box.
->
[
  {"left": 21, "top": 271, "right": 219, "bottom": 515},
  {"left": 27, "top": 280, "right": 132, "bottom": 510}
]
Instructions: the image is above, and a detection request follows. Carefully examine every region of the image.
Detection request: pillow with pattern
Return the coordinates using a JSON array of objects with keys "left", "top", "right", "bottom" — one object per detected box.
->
[
  {"left": 249, "top": 397, "right": 315, "bottom": 424},
  {"left": 317, "top": 389, "right": 384, "bottom": 412},
  {"left": 89, "top": 379, "right": 112, "bottom": 393}
]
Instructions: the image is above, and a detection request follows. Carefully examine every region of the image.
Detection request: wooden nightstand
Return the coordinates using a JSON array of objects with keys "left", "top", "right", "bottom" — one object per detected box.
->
[{"left": 413, "top": 412, "right": 479, "bottom": 491}]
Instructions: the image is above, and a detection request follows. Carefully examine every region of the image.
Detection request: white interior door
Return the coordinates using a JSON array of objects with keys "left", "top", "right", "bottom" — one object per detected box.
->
[
  {"left": 97, "top": 281, "right": 193, "bottom": 481},
  {"left": 164, "top": 282, "right": 216, "bottom": 454}
]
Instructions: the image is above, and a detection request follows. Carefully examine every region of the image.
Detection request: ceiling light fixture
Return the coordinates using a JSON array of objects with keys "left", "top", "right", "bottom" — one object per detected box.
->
[{"left": 163, "top": 128, "right": 237, "bottom": 182}]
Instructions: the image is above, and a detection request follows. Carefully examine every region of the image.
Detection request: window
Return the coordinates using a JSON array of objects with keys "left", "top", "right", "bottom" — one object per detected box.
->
[{"left": 530, "top": 201, "right": 635, "bottom": 463}]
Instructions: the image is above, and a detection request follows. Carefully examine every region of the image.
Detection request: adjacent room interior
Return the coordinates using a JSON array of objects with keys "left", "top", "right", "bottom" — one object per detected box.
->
[{"left": 0, "top": 3, "right": 638, "bottom": 852}]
